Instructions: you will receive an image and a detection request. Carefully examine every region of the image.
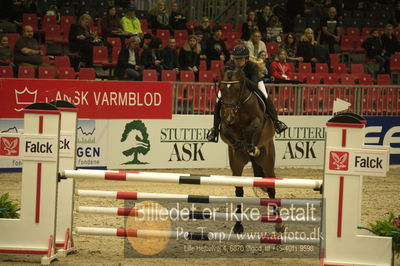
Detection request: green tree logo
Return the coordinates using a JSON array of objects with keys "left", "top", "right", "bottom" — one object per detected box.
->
[{"left": 120, "top": 120, "right": 151, "bottom": 165}]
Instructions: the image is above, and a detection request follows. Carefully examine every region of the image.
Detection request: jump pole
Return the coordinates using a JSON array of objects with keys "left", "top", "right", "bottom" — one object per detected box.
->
[
  {"left": 76, "top": 206, "right": 321, "bottom": 223},
  {"left": 52, "top": 101, "right": 77, "bottom": 257},
  {"left": 76, "top": 189, "right": 322, "bottom": 207},
  {"left": 63, "top": 170, "right": 323, "bottom": 190},
  {"left": 0, "top": 103, "right": 60, "bottom": 265}
]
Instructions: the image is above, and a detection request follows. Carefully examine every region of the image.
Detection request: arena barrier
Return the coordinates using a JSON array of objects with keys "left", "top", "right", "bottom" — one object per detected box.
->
[{"left": 0, "top": 103, "right": 394, "bottom": 266}]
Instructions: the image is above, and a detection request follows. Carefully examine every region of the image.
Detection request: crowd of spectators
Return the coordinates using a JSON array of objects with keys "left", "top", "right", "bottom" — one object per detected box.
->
[{"left": 0, "top": 0, "right": 400, "bottom": 81}]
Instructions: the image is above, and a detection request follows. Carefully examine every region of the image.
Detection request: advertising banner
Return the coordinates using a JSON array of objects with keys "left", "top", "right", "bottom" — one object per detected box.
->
[
  {"left": 0, "top": 119, "right": 23, "bottom": 170},
  {"left": 75, "top": 119, "right": 108, "bottom": 169},
  {"left": 274, "top": 116, "right": 330, "bottom": 166},
  {"left": 365, "top": 116, "right": 400, "bottom": 164},
  {"left": 108, "top": 115, "right": 228, "bottom": 169},
  {"left": 0, "top": 79, "right": 172, "bottom": 119}
]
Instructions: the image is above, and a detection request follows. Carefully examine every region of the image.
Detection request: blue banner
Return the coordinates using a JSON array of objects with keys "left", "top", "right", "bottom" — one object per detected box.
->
[{"left": 365, "top": 116, "right": 400, "bottom": 165}]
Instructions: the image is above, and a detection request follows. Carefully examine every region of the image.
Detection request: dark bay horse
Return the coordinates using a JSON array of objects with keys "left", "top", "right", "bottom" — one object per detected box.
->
[{"left": 218, "top": 67, "right": 281, "bottom": 233}]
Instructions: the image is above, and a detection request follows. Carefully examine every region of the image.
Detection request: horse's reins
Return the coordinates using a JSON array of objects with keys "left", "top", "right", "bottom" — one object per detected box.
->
[{"left": 218, "top": 80, "right": 253, "bottom": 113}]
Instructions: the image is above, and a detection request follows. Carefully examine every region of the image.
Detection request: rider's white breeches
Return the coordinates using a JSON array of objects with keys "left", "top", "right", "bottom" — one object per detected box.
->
[{"left": 258, "top": 81, "right": 268, "bottom": 99}]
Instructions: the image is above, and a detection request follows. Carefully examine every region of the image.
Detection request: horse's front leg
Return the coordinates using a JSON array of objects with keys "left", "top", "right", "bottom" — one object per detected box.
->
[
  {"left": 221, "top": 125, "right": 244, "bottom": 151},
  {"left": 244, "top": 119, "right": 262, "bottom": 156}
]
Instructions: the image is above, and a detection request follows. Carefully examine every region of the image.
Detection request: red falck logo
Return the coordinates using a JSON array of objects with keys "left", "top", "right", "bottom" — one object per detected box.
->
[
  {"left": 329, "top": 151, "right": 349, "bottom": 171},
  {"left": 0, "top": 137, "right": 20, "bottom": 156}
]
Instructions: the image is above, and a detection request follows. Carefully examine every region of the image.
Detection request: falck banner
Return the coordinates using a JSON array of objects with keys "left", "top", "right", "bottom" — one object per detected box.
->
[{"left": 0, "top": 79, "right": 172, "bottom": 119}]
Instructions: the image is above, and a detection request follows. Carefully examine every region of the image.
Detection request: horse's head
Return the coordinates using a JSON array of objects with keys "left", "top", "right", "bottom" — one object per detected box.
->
[{"left": 219, "top": 67, "right": 246, "bottom": 125}]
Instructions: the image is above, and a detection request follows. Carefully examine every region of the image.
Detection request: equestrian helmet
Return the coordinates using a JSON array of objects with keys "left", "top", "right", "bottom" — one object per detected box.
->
[{"left": 232, "top": 45, "right": 249, "bottom": 58}]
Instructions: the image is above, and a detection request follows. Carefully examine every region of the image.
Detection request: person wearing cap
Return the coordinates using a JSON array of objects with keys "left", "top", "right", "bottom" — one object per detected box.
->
[
  {"left": 204, "top": 25, "right": 230, "bottom": 68},
  {"left": 207, "top": 44, "right": 288, "bottom": 142},
  {"left": 121, "top": 5, "right": 143, "bottom": 38}
]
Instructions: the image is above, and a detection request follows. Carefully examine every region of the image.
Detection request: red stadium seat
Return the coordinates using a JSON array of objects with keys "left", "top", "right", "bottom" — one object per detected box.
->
[
  {"left": 23, "top": 13, "right": 39, "bottom": 32},
  {"left": 315, "top": 63, "right": 329, "bottom": 74},
  {"left": 142, "top": 69, "right": 158, "bottom": 81},
  {"left": 376, "top": 74, "right": 391, "bottom": 85},
  {"left": 0, "top": 66, "right": 14, "bottom": 78},
  {"left": 298, "top": 62, "right": 312, "bottom": 73},
  {"left": 79, "top": 68, "right": 96, "bottom": 80},
  {"left": 174, "top": 30, "right": 188, "bottom": 41},
  {"left": 161, "top": 70, "right": 177, "bottom": 81},
  {"left": 220, "top": 23, "right": 233, "bottom": 32},
  {"left": 332, "top": 63, "right": 347, "bottom": 75},
  {"left": 18, "top": 65, "right": 35, "bottom": 79},
  {"left": 58, "top": 67, "right": 76, "bottom": 79},
  {"left": 107, "top": 37, "right": 122, "bottom": 50},
  {"left": 266, "top": 42, "right": 279, "bottom": 57},
  {"left": 53, "top": 56, "right": 71, "bottom": 68},
  {"left": 92, "top": 46, "right": 109, "bottom": 65},
  {"left": 38, "top": 66, "right": 56, "bottom": 79}
]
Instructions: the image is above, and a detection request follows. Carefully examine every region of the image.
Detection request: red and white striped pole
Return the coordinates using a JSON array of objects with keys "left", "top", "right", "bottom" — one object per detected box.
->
[
  {"left": 77, "top": 206, "right": 321, "bottom": 224},
  {"left": 63, "top": 170, "right": 323, "bottom": 190},
  {"left": 75, "top": 227, "right": 321, "bottom": 246},
  {"left": 76, "top": 189, "right": 322, "bottom": 207}
]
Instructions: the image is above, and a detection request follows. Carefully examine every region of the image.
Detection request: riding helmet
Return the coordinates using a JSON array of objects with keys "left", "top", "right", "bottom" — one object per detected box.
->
[{"left": 232, "top": 45, "right": 249, "bottom": 58}]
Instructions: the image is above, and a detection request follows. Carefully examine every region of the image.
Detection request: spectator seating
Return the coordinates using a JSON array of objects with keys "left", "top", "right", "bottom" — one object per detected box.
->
[
  {"left": 38, "top": 66, "right": 56, "bottom": 79},
  {"left": 142, "top": 69, "right": 158, "bottom": 81},
  {"left": 161, "top": 70, "right": 177, "bottom": 81},
  {"left": 18, "top": 65, "right": 35, "bottom": 79},
  {"left": 58, "top": 67, "right": 77, "bottom": 79},
  {"left": 79, "top": 68, "right": 96, "bottom": 80},
  {"left": 0, "top": 66, "right": 14, "bottom": 78}
]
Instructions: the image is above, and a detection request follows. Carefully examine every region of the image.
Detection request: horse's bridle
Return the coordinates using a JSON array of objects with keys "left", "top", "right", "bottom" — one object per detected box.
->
[{"left": 218, "top": 80, "right": 253, "bottom": 113}]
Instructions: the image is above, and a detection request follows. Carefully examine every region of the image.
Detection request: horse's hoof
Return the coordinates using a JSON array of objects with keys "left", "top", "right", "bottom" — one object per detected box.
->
[
  {"left": 275, "top": 223, "right": 286, "bottom": 233},
  {"left": 233, "top": 222, "right": 244, "bottom": 234},
  {"left": 248, "top": 146, "right": 260, "bottom": 157}
]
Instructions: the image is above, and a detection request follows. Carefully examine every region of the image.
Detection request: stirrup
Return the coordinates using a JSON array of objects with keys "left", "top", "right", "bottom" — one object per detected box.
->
[
  {"left": 274, "top": 120, "right": 288, "bottom": 134},
  {"left": 207, "top": 127, "right": 219, "bottom": 142}
]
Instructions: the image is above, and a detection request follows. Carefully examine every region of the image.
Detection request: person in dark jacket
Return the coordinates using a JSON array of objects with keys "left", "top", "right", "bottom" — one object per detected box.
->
[
  {"left": 206, "top": 45, "right": 287, "bottom": 142},
  {"left": 297, "top": 28, "right": 318, "bottom": 63},
  {"left": 179, "top": 35, "right": 201, "bottom": 72},
  {"left": 362, "top": 29, "right": 389, "bottom": 73},
  {"left": 160, "top": 37, "right": 179, "bottom": 72},
  {"left": 169, "top": 1, "right": 187, "bottom": 31},
  {"left": 148, "top": 0, "right": 172, "bottom": 33},
  {"left": 241, "top": 10, "right": 259, "bottom": 41},
  {"left": 13, "top": 25, "right": 42, "bottom": 66},
  {"left": 204, "top": 25, "right": 230, "bottom": 69},
  {"left": 381, "top": 24, "right": 400, "bottom": 57},
  {"left": 194, "top": 16, "right": 213, "bottom": 40},
  {"left": 141, "top": 37, "right": 163, "bottom": 78},
  {"left": 101, "top": 6, "right": 125, "bottom": 39},
  {"left": 69, "top": 14, "right": 95, "bottom": 67},
  {"left": 115, "top": 36, "right": 142, "bottom": 80}
]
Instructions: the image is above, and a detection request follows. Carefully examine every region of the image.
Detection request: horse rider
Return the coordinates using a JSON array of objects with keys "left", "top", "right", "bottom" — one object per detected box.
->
[{"left": 207, "top": 44, "right": 288, "bottom": 142}]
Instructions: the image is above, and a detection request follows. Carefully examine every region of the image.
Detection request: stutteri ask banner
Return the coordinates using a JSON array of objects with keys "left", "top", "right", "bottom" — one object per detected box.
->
[
  {"left": 0, "top": 79, "right": 172, "bottom": 119},
  {"left": 107, "top": 115, "right": 228, "bottom": 169}
]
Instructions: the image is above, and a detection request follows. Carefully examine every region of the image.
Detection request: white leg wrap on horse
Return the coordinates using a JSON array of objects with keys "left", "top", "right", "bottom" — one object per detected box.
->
[{"left": 258, "top": 81, "right": 268, "bottom": 99}]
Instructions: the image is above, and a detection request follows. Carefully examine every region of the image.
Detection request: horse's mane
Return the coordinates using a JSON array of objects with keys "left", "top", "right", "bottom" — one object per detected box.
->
[{"left": 223, "top": 65, "right": 245, "bottom": 84}]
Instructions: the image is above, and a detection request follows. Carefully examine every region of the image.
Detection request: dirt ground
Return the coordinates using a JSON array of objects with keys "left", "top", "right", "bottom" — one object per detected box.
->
[{"left": 0, "top": 167, "right": 399, "bottom": 266}]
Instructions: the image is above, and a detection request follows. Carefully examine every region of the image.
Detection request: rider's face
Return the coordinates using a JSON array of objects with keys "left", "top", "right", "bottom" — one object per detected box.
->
[{"left": 234, "top": 57, "right": 246, "bottom": 67}]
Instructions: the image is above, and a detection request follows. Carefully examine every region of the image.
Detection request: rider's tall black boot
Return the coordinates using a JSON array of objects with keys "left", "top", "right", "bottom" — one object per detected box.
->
[
  {"left": 266, "top": 97, "right": 288, "bottom": 134},
  {"left": 207, "top": 101, "right": 222, "bottom": 142}
]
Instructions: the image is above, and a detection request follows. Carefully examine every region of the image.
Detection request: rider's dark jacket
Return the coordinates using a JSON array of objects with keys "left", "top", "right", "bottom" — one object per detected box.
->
[{"left": 225, "top": 60, "right": 259, "bottom": 92}]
